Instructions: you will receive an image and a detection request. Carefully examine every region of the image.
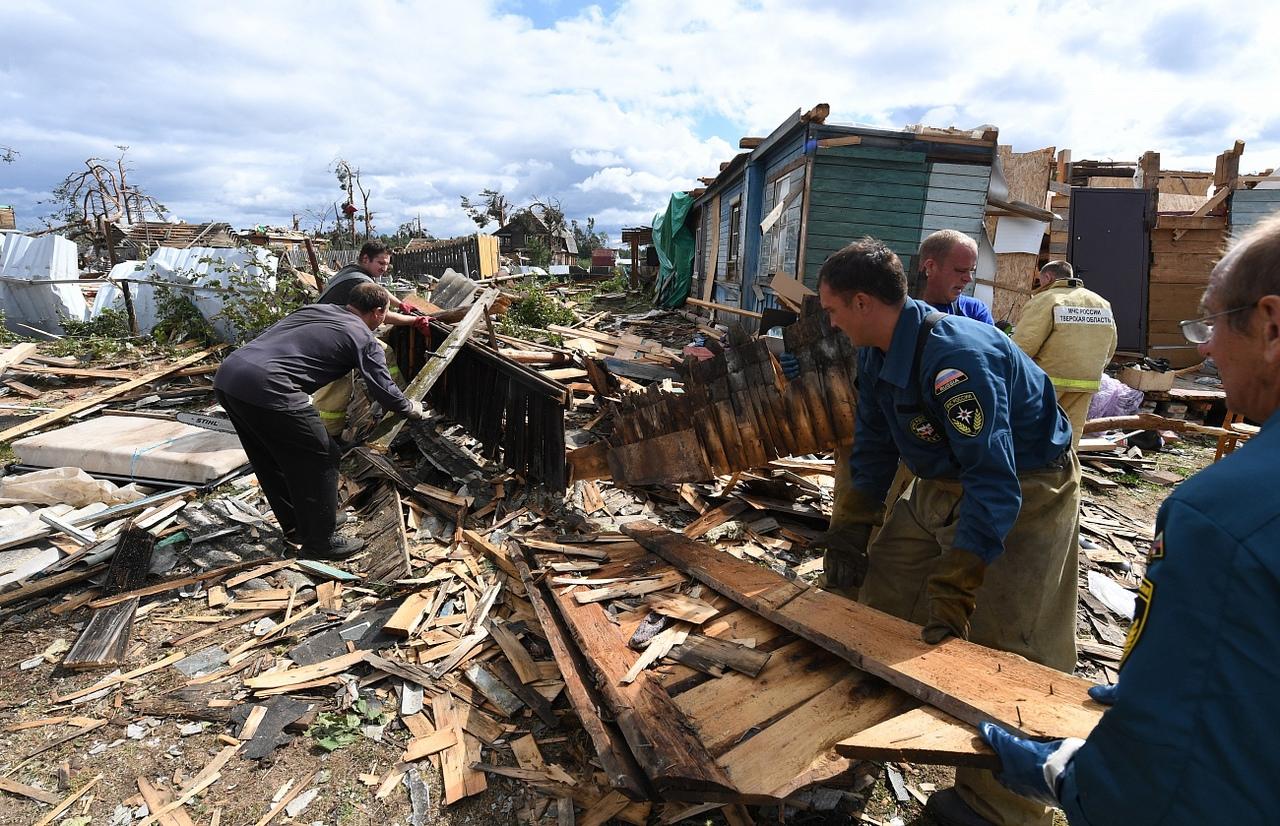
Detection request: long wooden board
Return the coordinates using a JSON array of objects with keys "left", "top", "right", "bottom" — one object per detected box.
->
[
  {"left": 511, "top": 546, "right": 649, "bottom": 799},
  {"left": 0, "top": 346, "right": 223, "bottom": 443},
  {"left": 547, "top": 564, "right": 737, "bottom": 798},
  {"left": 623, "top": 520, "right": 1103, "bottom": 740},
  {"left": 368, "top": 289, "right": 497, "bottom": 451}
]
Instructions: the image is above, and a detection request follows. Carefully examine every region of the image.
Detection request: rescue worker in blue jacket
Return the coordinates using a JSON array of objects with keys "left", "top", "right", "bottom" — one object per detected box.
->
[
  {"left": 980, "top": 214, "right": 1280, "bottom": 824},
  {"left": 782, "top": 230, "right": 996, "bottom": 595},
  {"left": 816, "top": 238, "right": 1079, "bottom": 826}
]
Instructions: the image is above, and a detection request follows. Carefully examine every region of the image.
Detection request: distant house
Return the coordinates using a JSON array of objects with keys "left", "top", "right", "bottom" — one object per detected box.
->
[
  {"left": 494, "top": 209, "right": 578, "bottom": 266},
  {"left": 237, "top": 227, "right": 327, "bottom": 253}
]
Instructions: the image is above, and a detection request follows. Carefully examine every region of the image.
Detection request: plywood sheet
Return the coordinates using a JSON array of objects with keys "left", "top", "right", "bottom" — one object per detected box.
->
[{"left": 12, "top": 415, "right": 246, "bottom": 484}]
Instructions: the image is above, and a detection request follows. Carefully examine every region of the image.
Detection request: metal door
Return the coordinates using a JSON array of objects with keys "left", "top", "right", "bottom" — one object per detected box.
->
[{"left": 1067, "top": 188, "right": 1150, "bottom": 352}]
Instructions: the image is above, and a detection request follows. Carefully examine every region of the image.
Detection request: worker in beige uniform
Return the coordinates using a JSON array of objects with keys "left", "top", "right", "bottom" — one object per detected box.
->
[
  {"left": 787, "top": 231, "right": 993, "bottom": 596},
  {"left": 312, "top": 241, "right": 430, "bottom": 436},
  {"left": 1011, "top": 261, "right": 1117, "bottom": 448}
]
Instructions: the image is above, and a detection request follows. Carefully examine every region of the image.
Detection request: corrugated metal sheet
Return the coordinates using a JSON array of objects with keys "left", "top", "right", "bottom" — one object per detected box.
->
[
  {"left": 0, "top": 234, "right": 88, "bottom": 336},
  {"left": 91, "top": 246, "right": 278, "bottom": 341},
  {"left": 1231, "top": 188, "right": 1280, "bottom": 241}
]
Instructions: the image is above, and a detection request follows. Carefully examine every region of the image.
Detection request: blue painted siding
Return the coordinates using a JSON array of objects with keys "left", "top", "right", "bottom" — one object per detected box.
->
[{"left": 1231, "top": 188, "right": 1280, "bottom": 241}]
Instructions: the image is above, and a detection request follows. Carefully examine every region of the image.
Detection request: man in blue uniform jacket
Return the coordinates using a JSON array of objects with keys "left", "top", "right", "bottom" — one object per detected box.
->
[
  {"left": 981, "top": 215, "right": 1280, "bottom": 824},
  {"left": 817, "top": 238, "right": 1079, "bottom": 826}
]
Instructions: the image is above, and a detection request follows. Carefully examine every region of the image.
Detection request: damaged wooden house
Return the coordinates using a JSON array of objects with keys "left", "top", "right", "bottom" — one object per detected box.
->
[{"left": 682, "top": 103, "right": 1053, "bottom": 326}]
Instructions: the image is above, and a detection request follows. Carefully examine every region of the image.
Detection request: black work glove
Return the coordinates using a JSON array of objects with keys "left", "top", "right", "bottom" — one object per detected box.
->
[
  {"left": 921, "top": 548, "right": 987, "bottom": 644},
  {"left": 812, "top": 523, "right": 873, "bottom": 590}
]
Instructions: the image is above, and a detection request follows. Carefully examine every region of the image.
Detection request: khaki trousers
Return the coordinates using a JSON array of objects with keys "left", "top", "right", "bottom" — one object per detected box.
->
[
  {"left": 1057, "top": 390, "right": 1094, "bottom": 450},
  {"left": 858, "top": 454, "right": 1081, "bottom": 826}
]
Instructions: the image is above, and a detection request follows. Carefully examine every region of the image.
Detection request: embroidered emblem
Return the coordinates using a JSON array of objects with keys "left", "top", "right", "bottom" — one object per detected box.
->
[
  {"left": 909, "top": 415, "right": 943, "bottom": 443},
  {"left": 1149, "top": 531, "right": 1164, "bottom": 561},
  {"left": 934, "top": 368, "right": 968, "bottom": 395},
  {"left": 942, "top": 391, "right": 984, "bottom": 437},
  {"left": 1121, "top": 577, "right": 1154, "bottom": 666}
]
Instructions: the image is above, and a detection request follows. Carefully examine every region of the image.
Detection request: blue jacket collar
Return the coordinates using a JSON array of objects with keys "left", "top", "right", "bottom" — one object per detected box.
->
[{"left": 878, "top": 299, "right": 929, "bottom": 389}]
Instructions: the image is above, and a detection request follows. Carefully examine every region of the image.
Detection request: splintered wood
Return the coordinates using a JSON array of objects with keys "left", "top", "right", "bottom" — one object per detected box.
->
[{"left": 573, "top": 309, "right": 858, "bottom": 485}]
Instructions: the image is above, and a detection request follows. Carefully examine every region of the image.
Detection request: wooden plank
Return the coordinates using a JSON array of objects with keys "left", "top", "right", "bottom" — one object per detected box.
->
[
  {"left": 717, "top": 671, "right": 912, "bottom": 797},
  {"left": 682, "top": 500, "right": 748, "bottom": 540},
  {"left": 0, "top": 342, "right": 39, "bottom": 377},
  {"left": 401, "top": 728, "right": 457, "bottom": 762},
  {"left": 0, "top": 775, "right": 62, "bottom": 805},
  {"left": 369, "top": 289, "right": 498, "bottom": 451},
  {"left": 511, "top": 544, "right": 649, "bottom": 799},
  {"left": 623, "top": 521, "right": 1102, "bottom": 740},
  {"left": 573, "top": 570, "right": 687, "bottom": 604},
  {"left": 835, "top": 705, "right": 999, "bottom": 769},
  {"left": 385, "top": 590, "right": 434, "bottom": 637},
  {"left": 644, "top": 593, "right": 719, "bottom": 625},
  {"left": 434, "top": 691, "right": 487, "bottom": 803},
  {"left": 88, "top": 559, "right": 263, "bottom": 608},
  {"left": 0, "top": 346, "right": 223, "bottom": 443},
  {"left": 487, "top": 618, "right": 541, "bottom": 684},
  {"left": 550, "top": 558, "right": 736, "bottom": 797},
  {"left": 243, "top": 650, "right": 368, "bottom": 690},
  {"left": 61, "top": 599, "right": 138, "bottom": 670}
]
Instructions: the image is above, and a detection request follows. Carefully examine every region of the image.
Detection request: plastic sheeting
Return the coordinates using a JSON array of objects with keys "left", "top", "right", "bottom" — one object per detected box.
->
[
  {"left": 652, "top": 192, "right": 695, "bottom": 309},
  {"left": 0, "top": 233, "right": 89, "bottom": 336},
  {"left": 91, "top": 245, "right": 279, "bottom": 341},
  {"left": 1088, "top": 373, "right": 1145, "bottom": 420},
  {"left": 0, "top": 466, "right": 144, "bottom": 507}
]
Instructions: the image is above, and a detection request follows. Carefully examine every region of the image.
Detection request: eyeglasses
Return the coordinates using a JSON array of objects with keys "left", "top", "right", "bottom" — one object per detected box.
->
[{"left": 1179, "top": 303, "right": 1258, "bottom": 344}]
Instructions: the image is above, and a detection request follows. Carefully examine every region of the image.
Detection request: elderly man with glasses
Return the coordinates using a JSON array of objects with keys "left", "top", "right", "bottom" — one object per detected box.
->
[{"left": 979, "top": 214, "right": 1280, "bottom": 824}]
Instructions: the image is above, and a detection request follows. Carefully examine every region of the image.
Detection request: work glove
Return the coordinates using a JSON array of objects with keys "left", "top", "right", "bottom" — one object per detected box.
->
[
  {"left": 921, "top": 548, "right": 987, "bottom": 644},
  {"left": 405, "top": 400, "right": 427, "bottom": 422},
  {"left": 778, "top": 352, "right": 801, "bottom": 381},
  {"left": 412, "top": 315, "right": 433, "bottom": 336},
  {"left": 1088, "top": 683, "right": 1118, "bottom": 705},
  {"left": 813, "top": 523, "right": 873, "bottom": 590},
  {"left": 979, "top": 722, "right": 1085, "bottom": 807}
]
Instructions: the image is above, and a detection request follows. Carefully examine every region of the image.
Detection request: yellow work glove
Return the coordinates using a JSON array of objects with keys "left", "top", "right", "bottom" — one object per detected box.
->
[{"left": 921, "top": 548, "right": 987, "bottom": 645}]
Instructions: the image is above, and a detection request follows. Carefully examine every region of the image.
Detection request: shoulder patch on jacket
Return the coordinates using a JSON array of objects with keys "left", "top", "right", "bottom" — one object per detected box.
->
[
  {"left": 934, "top": 368, "right": 968, "bottom": 395},
  {"left": 942, "top": 391, "right": 984, "bottom": 437}
]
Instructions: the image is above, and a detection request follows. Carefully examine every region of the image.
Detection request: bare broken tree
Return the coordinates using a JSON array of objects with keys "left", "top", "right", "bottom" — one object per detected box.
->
[
  {"left": 45, "top": 147, "right": 169, "bottom": 256},
  {"left": 0, "top": 146, "right": 17, "bottom": 164},
  {"left": 333, "top": 158, "right": 374, "bottom": 244},
  {"left": 459, "top": 188, "right": 510, "bottom": 230}
]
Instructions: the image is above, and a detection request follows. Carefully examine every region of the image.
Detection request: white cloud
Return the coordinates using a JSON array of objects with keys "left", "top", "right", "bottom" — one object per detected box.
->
[{"left": 1, "top": 0, "right": 1277, "bottom": 241}]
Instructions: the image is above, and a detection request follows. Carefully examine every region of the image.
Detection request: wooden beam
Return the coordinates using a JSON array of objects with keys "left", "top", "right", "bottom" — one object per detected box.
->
[
  {"left": 368, "top": 288, "right": 498, "bottom": 451},
  {"left": 511, "top": 544, "right": 649, "bottom": 799},
  {"left": 622, "top": 521, "right": 1103, "bottom": 740},
  {"left": 684, "top": 298, "right": 762, "bottom": 319},
  {"left": 0, "top": 346, "right": 223, "bottom": 443},
  {"left": 0, "top": 342, "right": 39, "bottom": 377}
]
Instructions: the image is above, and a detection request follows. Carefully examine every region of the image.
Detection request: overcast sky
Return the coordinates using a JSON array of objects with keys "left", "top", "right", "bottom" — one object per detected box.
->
[{"left": 2, "top": 0, "right": 1276, "bottom": 245}]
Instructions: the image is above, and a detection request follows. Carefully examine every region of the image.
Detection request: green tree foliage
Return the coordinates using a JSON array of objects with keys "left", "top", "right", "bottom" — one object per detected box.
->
[{"left": 571, "top": 217, "right": 609, "bottom": 253}]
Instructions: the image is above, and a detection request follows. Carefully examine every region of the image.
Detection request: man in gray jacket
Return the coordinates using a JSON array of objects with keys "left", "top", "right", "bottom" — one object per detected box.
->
[{"left": 214, "top": 282, "right": 424, "bottom": 559}]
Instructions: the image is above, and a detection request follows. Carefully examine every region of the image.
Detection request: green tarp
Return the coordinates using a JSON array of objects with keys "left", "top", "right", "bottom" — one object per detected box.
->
[{"left": 651, "top": 192, "right": 695, "bottom": 309}]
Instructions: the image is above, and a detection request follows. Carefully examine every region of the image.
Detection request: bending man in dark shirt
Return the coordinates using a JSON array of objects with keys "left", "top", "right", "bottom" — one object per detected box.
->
[{"left": 214, "top": 282, "right": 425, "bottom": 559}]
